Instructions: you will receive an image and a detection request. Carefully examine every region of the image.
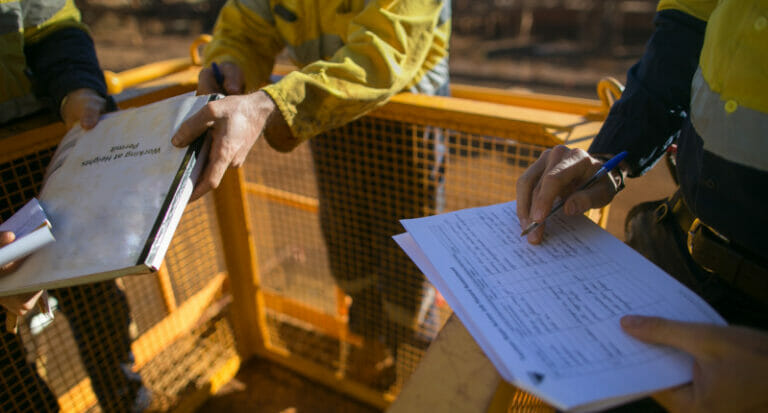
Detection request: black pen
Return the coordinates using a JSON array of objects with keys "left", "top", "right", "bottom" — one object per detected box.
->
[
  {"left": 521, "top": 151, "right": 628, "bottom": 236},
  {"left": 211, "top": 62, "right": 225, "bottom": 92}
]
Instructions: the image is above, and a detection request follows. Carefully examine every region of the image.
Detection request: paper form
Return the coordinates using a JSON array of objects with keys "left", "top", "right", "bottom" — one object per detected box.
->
[
  {"left": 396, "top": 201, "right": 725, "bottom": 412},
  {"left": 0, "top": 198, "right": 55, "bottom": 267},
  {"left": 0, "top": 198, "right": 50, "bottom": 238}
]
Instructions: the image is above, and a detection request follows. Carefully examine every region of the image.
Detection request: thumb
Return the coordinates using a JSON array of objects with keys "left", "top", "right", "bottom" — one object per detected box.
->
[
  {"left": 0, "top": 231, "right": 15, "bottom": 246},
  {"left": 621, "top": 315, "right": 720, "bottom": 358},
  {"left": 0, "top": 231, "right": 23, "bottom": 273},
  {"left": 172, "top": 104, "right": 214, "bottom": 148},
  {"left": 80, "top": 105, "right": 101, "bottom": 130}
]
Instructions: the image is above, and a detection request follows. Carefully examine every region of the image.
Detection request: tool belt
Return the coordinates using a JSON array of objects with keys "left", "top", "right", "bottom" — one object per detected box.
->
[{"left": 656, "top": 191, "right": 768, "bottom": 304}]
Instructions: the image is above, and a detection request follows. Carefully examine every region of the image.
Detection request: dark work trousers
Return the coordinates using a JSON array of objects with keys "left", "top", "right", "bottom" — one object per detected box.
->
[
  {"left": 0, "top": 281, "right": 144, "bottom": 413},
  {"left": 310, "top": 86, "right": 448, "bottom": 354}
]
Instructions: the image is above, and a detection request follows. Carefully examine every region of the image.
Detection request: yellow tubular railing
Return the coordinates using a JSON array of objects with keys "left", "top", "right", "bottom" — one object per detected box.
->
[
  {"left": 596, "top": 76, "right": 625, "bottom": 116},
  {"left": 103, "top": 34, "right": 211, "bottom": 95}
]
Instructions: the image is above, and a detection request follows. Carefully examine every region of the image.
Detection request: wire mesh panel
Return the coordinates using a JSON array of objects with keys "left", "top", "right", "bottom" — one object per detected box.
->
[
  {"left": 242, "top": 107, "right": 551, "bottom": 401},
  {"left": 0, "top": 135, "right": 235, "bottom": 412}
]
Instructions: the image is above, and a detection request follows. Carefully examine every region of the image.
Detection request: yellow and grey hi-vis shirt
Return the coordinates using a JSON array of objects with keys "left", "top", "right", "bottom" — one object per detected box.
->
[
  {"left": 0, "top": 0, "right": 86, "bottom": 123},
  {"left": 205, "top": 0, "right": 451, "bottom": 150},
  {"left": 659, "top": 0, "right": 768, "bottom": 172}
]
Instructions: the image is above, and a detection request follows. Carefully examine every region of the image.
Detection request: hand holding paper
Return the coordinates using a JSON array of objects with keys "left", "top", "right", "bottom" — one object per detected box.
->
[
  {"left": 621, "top": 315, "right": 768, "bottom": 413},
  {"left": 395, "top": 201, "right": 725, "bottom": 412}
]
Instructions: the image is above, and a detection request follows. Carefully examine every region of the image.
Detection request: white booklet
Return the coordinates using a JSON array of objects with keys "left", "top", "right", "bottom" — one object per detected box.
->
[
  {"left": 394, "top": 201, "right": 725, "bottom": 412},
  {"left": 0, "top": 198, "right": 55, "bottom": 267},
  {"left": 0, "top": 93, "right": 215, "bottom": 296}
]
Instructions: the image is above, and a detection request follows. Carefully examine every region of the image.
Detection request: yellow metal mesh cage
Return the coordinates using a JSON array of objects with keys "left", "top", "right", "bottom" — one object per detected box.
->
[
  {"left": 1, "top": 77, "right": 605, "bottom": 412},
  {"left": 0, "top": 140, "right": 236, "bottom": 412},
  {"left": 242, "top": 105, "right": 552, "bottom": 403}
]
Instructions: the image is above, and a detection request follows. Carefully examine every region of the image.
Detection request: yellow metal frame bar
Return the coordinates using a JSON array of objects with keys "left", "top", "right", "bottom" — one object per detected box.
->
[
  {"left": 245, "top": 182, "right": 319, "bottom": 213},
  {"left": 103, "top": 35, "right": 210, "bottom": 95},
  {"left": 373, "top": 93, "right": 568, "bottom": 147},
  {"left": 213, "top": 168, "right": 271, "bottom": 358},
  {"left": 451, "top": 83, "right": 603, "bottom": 116},
  {"left": 133, "top": 273, "right": 227, "bottom": 368},
  {"left": 596, "top": 77, "right": 624, "bottom": 113}
]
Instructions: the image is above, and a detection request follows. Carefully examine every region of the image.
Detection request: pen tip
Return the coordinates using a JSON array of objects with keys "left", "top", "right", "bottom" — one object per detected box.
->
[{"left": 520, "top": 222, "right": 537, "bottom": 237}]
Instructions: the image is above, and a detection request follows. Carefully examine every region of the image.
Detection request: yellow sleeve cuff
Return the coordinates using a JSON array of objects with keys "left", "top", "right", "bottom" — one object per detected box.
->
[{"left": 261, "top": 85, "right": 304, "bottom": 152}]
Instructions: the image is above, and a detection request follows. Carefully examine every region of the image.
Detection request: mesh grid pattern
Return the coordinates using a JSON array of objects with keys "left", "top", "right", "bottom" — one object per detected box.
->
[
  {"left": 0, "top": 148, "right": 55, "bottom": 216},
  {"left": 0, "top": 140, "right": 233, "bottom": 412},
  {"left": 164, "top": 197, "right": 226, "bottom": 303},
  {"left": 3, "top": 96, "right": 572, "bottom": 412},
  {"left": 243, "top": 114, "right": 550, "bottom": 400}
]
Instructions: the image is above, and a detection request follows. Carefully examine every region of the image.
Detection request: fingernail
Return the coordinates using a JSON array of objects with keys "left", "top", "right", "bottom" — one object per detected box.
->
[
  {"left": 532, "top": 208, "right": 545, "bottom": 222},
  {"left": 621, "top": 315, "right": 646, "bottom": 328},
  {"left": 171, "top": 135, "right": 179, "bottom": 145}
]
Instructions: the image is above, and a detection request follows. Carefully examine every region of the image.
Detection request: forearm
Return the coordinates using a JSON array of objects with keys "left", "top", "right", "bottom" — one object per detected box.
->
[
  {"left": 262, "top": 0, "right": 445, "bottom": 147},
  {"left": 24, "top": 27, "right": 108, "bottom": 115},
  {"left": 589, "top": 10, "right": 706, "bottom": 177}
]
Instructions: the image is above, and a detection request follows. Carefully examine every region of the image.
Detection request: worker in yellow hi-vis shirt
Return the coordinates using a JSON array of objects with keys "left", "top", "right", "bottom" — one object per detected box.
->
[
  {"left": 516, "top": 1, "right": 768, "bottom": 412},
  {"left": 172, "top": 0, "right": 450, "bottom": 388}
]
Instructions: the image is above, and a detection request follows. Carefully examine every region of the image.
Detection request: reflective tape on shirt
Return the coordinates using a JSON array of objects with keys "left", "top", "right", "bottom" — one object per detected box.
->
[{"left": 690, "top": 67, "right": 768, "bottom": 172}]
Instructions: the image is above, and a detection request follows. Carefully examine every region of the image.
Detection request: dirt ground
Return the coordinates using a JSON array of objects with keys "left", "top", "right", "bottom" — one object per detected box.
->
[{"left": 81, "top": 5, "right": 676, "bottom": 411}]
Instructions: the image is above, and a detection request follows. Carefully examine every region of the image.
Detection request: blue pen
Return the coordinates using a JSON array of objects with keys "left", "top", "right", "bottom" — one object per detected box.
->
[
  {"left": 211, "top": 62, "right": 225, "bottom": 91},
  {"left": 520, "top": 151, "right": 628, "bottom": 236}
]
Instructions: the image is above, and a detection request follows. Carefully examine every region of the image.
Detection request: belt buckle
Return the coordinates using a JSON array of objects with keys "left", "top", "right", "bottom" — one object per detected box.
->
[
  {"left": 688, "top": 218, "right": 715, "bottom": 273},
  {"left": 687, "top": 219, "right": 710, "bottom": 271},
  {"left": 688, "top": 218, "right": 731, "bottom": 273}
]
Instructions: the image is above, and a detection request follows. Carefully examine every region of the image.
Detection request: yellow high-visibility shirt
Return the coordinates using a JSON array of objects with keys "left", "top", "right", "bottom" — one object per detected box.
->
[
  {"left": 205, "top": 0, "right": 451, "bottom": 150},
  {"left": 658, "top": 0, "right": 768, "bottom": 114},
  {"left": 0, "top": 0, "right": 88, "bottom": 122}
]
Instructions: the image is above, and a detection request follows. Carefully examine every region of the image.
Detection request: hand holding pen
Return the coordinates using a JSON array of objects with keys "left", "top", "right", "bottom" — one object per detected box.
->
[
  {"left": 516, "top": 147, "right": 628, "bottom": 244},
  {"left": 198, "top": 62, "right": 245, "bottom": 95}
]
